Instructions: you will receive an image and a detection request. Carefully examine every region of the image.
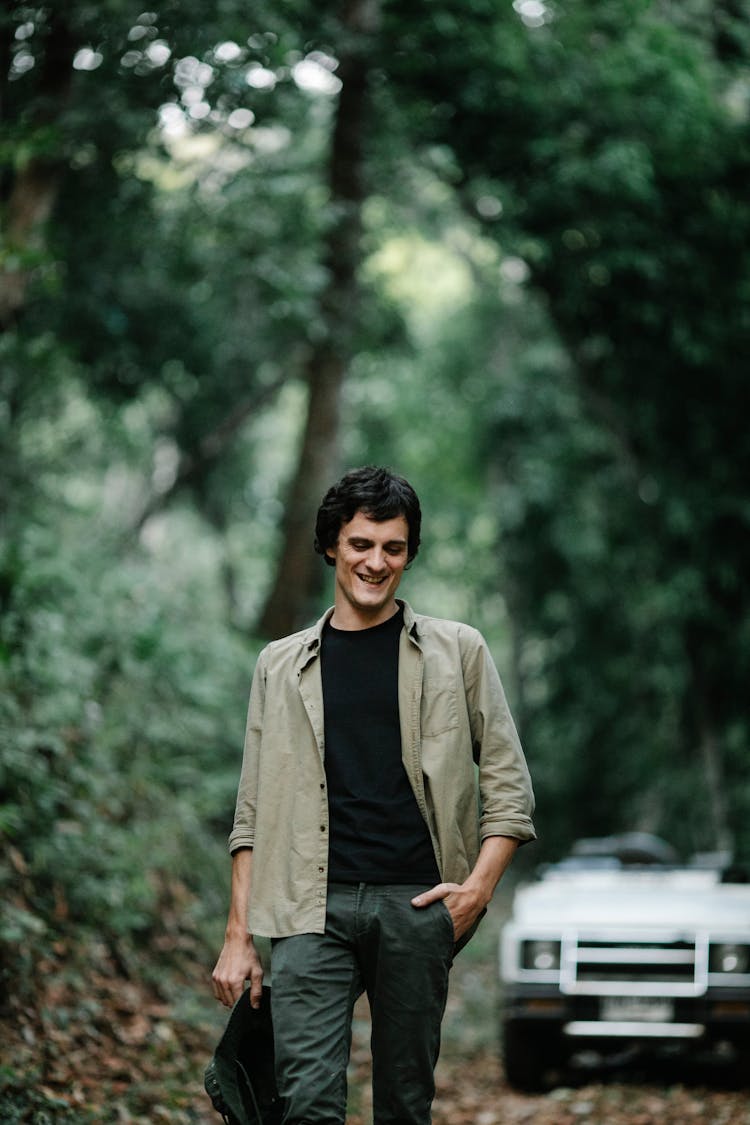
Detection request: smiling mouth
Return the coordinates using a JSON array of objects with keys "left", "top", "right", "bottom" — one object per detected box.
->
[{"left": 358, "top": 574, "right": 387, "bottom": 585}]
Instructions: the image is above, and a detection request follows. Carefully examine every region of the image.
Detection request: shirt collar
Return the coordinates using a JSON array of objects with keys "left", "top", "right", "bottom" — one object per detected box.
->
[{"left": 299, "top": 598, "right": 419, "bottom": 657}]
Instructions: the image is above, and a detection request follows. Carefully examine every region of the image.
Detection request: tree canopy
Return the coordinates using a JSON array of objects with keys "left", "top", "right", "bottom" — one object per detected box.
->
[{"left": 2, "top": 8, "right": 749, "bottom": 1108}]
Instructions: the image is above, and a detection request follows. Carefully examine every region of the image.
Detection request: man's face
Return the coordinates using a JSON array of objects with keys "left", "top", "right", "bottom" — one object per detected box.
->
[{"left": 326, "top": 510, "right": 410, "bottom": 628}]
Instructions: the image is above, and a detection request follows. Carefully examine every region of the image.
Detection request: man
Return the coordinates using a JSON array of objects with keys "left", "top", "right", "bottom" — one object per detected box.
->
[{"left": 212, "top": 466, "right": 535, "bottom": 1125}]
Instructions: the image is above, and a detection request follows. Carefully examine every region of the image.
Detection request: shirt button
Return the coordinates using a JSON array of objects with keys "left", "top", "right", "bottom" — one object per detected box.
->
[{"left": 320, "top": 825, "right": 326, "bottom": 832}]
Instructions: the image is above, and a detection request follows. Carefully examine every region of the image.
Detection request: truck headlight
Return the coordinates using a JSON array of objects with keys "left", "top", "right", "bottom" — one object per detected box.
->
[
  {"left": 521, "top": 939, "right": 561, "bottom": 971},
  {"left": 709, "top": 943, "right": 750, "bottom": 974}
]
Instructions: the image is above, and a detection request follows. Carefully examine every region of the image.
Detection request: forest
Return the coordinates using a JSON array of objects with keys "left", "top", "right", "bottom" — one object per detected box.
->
[{"left": 2, "top": 0, "right": 749, "bottom": 1119}]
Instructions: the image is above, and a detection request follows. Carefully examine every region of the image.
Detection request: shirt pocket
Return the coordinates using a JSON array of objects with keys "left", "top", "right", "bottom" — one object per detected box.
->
[{"left": 420, "top": 678, "right": 459, "bottom": 736}]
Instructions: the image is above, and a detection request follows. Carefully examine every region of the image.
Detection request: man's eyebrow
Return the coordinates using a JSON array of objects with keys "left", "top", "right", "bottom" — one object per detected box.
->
[{"left": 346, "top": 535, "right": 407, "bottom": 546}]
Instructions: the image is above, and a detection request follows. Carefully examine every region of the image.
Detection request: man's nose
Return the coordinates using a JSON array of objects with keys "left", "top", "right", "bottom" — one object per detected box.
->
[{"left": 366, "top": 547, "right": 387, "bottom": 571}]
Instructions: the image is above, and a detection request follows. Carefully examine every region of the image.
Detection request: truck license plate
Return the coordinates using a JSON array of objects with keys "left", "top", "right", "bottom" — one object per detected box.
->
[{"left": 601, "top": 996, "right": 674, "bottom": 1022}]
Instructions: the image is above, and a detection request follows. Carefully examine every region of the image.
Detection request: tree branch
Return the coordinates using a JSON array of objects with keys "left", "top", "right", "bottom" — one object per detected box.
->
[{"left": 132, "top": 375, "right": 288, "bottom": 534}]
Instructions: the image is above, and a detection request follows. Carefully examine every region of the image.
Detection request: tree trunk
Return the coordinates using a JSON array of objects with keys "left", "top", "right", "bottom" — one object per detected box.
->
[
  {"left": 697, "top": 714, "right": 732, "bottom": 857},
  {"left": 131, "top": 374, "right": 288, "bottom": 534},
  {"left": 0, "top": 11, "right": 75, "bottom": 331},
  {"left": 256, "top": 0, "right": 378, "bottom": 639}
]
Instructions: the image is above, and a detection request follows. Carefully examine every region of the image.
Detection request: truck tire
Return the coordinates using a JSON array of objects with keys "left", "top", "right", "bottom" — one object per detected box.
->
[{"left": 502, "top": 1019, "right": 566, "bottom": 1092}]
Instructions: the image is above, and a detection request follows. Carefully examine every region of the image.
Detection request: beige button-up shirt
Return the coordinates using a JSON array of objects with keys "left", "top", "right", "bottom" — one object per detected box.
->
[{"left": 229, "top": 599, "right": 535, "bottom": 938}]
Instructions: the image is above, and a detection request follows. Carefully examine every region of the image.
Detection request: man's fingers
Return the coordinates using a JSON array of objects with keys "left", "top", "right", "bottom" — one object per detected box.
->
[
  {"left": 211, "top": 936, "right": 263, "bottom": 1008},
  {"left": 211, "top": 961, "right": 264, "bottom": 1009},
  {"left": 212, "top": 969, "right": 243, "bottom": 1007},
  {"left": 215, "top": 978, "right": 244, "bottom": 1008},
  {"left": 245, "top": 961, "right": 264, "bottom": 1009},
  {"left": 249, "top": 970, "right": 264, "bottom": 1009},
  {"left": 411, "top": 882, "right": 455, "bottom": 907},
  {"left": 212, "top": 976, "right": 234, "bottom": 1008}
]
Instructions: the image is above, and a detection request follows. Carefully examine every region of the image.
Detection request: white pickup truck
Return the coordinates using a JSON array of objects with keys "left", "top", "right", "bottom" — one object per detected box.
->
[{"left": 499, "top": 834, "right": 750, "bottom": 1090}]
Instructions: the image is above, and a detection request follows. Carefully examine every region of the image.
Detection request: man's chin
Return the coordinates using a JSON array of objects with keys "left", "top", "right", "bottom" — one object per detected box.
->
[{"left": 352, "top": 590, "right": 394, "bottom": 615}]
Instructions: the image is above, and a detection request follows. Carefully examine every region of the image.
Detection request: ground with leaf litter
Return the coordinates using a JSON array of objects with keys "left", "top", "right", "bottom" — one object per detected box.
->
[{"left": 2, "top": 900, "right": 749, "bottom": 1123}]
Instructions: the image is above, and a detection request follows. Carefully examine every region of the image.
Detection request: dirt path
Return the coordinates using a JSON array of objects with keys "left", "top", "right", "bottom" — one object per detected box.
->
[
  {"left": 345, "top": 1010, "right": 750, "bottom": 1125},
  {"left": 432, "top": 1052, "right": 750, "bottom": 1125}
]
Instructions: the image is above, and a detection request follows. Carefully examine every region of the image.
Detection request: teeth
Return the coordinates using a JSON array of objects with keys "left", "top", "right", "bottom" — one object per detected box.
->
[{"left": 359, "top": 575, "right": 384, "bottom": 584}]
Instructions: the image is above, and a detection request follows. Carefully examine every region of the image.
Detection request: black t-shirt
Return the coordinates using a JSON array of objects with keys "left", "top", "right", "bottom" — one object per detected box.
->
[{"left": 321, "top": 608, "right": 440, "bottom": 884}]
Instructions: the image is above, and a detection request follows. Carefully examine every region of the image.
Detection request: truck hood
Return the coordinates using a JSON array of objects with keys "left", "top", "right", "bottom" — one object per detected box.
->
[{"left": 510, "top": 869, "right": 750, "bottom": 933}]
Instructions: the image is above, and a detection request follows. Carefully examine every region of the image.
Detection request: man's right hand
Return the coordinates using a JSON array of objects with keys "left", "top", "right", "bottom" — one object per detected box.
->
[{"left": 211, "top": 932, "right": 264, "bottom": 1009}]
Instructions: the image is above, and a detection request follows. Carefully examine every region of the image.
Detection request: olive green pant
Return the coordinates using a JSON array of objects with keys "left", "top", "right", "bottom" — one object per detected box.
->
[{"left": 270, "top": 883, "right": 456, "bottom": 1125}]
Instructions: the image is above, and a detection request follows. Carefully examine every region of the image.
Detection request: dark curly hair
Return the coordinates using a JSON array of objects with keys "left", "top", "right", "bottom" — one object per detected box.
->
[{"left": 314, "top": 466, "right": 422, "bottom": 567}]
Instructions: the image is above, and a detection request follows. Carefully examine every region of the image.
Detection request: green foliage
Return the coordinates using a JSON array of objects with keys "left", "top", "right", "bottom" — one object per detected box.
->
[
  {"left": 0, "top": 1072, "right": 96, "bottom": 1125},
  {"left": 377, "top": 0, "right": 750, "bottom": 862},
  {"left": 2, "top": 0, "right": 749, "bottom": 1049},
  {"left": 0, "top": 362, "right": 259, "bottom": 954}
]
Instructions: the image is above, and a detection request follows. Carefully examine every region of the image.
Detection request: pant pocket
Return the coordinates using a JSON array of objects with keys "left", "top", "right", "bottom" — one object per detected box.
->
[{"left": 452, "top": 906, "right": 487, "bottom": 956}]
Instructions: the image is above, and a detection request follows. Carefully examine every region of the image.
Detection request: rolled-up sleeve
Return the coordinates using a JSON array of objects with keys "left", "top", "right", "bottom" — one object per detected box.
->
[
  {"left": 461, "top": 629, "right": 536, "bottom": 844},
  {"left": 227, "top": 651, "right": 267, "bottom": 854}
]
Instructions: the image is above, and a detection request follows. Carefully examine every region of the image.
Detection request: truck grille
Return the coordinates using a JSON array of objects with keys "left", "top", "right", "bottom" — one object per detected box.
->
[{"left": 561, "top": 937, "right": 708, "bottom": 997}]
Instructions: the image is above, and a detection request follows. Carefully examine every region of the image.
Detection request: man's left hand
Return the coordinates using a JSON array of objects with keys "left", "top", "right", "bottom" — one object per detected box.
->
[
  {"left": 411, "top": 837, "right": 519, "bottom": 940},
  {"left": 410, "top": 882, "right": 484, "bottom": 941}
]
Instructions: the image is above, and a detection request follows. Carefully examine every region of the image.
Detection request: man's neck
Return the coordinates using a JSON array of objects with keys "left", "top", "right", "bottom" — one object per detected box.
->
[{"left": 329, "top": 599, "right": 401, "bottom": 631}]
